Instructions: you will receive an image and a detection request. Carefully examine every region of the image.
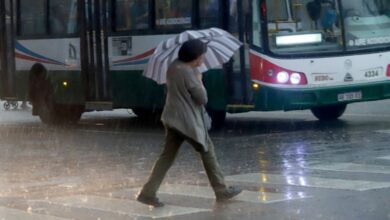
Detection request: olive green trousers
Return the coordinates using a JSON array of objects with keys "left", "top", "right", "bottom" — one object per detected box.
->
[{"left": 140, "top": 127, "right": 227, "bottom": 197}]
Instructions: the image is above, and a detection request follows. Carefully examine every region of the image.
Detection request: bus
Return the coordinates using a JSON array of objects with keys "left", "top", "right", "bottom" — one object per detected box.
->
[{"left": 1, "top": 0, "right": 390, "bottom": 127}]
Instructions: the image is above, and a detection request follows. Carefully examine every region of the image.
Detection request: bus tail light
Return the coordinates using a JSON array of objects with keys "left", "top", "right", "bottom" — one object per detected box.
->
[
  {"left": 290, "top": 73, "right": 303, "bottom": 85},
  {"left": 276, "top": 71, "right": 289, "bottom": 84},
  {"left": 271, "top": 70, "right": 307, "bottom": 85},
  {"left": 250, "top": 54, "right": 308, "bottom": 85}
]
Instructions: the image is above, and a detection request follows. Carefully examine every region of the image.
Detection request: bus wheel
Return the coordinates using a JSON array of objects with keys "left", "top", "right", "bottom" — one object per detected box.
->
[
  {"left": 38, "top": 97, "right": 83, "bottom": 125},
  {"left": 311, "top": 104, "right": 347, "bottom": 120},
  {"left": 57, "top": 105, "right": 84, "bottom": 124},
  {"left": 207, "top": 109, "right": 226, "bottom": 129}
]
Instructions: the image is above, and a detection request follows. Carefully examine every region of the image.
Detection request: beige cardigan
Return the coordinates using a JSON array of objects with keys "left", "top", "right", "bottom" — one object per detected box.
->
[{"left": 161, "top": 60, "right": 210, "bottom": 152}]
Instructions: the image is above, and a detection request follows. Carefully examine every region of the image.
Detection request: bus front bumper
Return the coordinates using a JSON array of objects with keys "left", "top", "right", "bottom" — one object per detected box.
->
[{"left": 252, "top": 81, "right": 390, "bottom": 111}]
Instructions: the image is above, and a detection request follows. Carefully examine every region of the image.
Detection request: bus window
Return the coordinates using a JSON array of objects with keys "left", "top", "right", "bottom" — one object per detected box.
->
[
  {"left": 155, "top": 0, "right": 192, "bottom": 28},
  {"left": 251, "top": 0, "right": 262, "bottom": 47},
  {"left": 199, "top": 0, "right": 219, "bottom": 28},
  {"left": 267, "top": 0, "right": 289, "bottom": 22},
  {"left": 343, "top": 0, "right": 390, "bottom": 50},
  {"left": 229, "top": 0, "right": 238, "bottom": 32},
  {"left": 19, "top": 0, "right": 46, "bottom": 35},
  {"left": 49, "top": 0, "right": 78, "bottom": 35},
  {"left": 115, "top": 0, "right": 149, "bottom": 31},
  {"left": 267, "top": 0, "right": 343, "bottom": 55},
  {"left": 229, "top": 0, "right": 249, "bottom": 33}
]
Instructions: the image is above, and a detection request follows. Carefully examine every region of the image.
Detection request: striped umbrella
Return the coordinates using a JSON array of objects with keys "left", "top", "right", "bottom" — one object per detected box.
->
[{"left": 143, "top": 27, "right": 243, "bottom": 84}]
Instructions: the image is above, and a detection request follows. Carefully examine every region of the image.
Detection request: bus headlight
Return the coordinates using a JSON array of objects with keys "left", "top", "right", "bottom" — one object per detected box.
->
[
  {"left": 277, "top": 71, "right": 289, "bottom": 84},
  {"left": 290, "top": 73, "right": 302, "bottom": 85}
]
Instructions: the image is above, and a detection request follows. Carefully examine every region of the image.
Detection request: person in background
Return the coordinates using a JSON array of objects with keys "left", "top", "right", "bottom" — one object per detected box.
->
[
  {"left": 321, "top": 1, "right": 337, "bottom": 34},
  {"left": 136, "top": 39, "right": 242, "bottom": 207},
  {"left": 306, "top": 0, "right": 322, "bottom": 29}
]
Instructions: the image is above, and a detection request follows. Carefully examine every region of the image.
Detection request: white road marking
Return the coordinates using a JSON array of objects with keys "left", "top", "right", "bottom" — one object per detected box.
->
[
  {"left": 377, "top": 155, "right": 390, "bottom": 160},
  {"left": 226, "top": 173, "right": 390, "bottom": 191},
  {"left": 306, "top": 162, "right": 390, "bottom": 174},
  {"left": 0, "top": 207, "right": 69, "bottom": 220},
  {"left": 46, "top": 195, "right": 210, "bottom": 219},
  {"left": 375, "top": 129, "right": 390, "bottom": 134},
  {"left": 123, "top": 184, "right": 309, "bottom": 204}
]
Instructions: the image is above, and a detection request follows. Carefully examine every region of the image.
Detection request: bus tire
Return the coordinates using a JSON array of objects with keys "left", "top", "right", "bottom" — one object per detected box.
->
[
  {"left": 38, "top": 96, "right": 83, "bottom": 125},
  {"left": 207, "top": 109, "right": 226, "bottom": 129},
  {"left": 311, "top": 104, "right": 347, "bottom": 120}
]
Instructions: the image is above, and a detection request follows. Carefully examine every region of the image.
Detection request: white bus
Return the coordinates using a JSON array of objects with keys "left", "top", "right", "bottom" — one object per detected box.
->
[{"left": 1, "top": 0, "right": 390, "bottom": 126}]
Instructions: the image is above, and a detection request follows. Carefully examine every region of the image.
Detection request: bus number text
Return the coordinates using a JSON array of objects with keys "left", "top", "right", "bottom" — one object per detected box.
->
[{"left": 364, "top": 69, "right": 381, "bottom": 78}]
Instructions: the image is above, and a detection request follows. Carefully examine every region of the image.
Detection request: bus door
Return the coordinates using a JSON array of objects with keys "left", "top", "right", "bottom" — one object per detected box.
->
[
  {"left": 0, "top": 0, "right": 16, "bottom": 98},
  {"left": 80, "top": 0, "right": 111, "bottom": 108},
  {"left": 224, "top": 0, "right": 251, "bottom": 105}
]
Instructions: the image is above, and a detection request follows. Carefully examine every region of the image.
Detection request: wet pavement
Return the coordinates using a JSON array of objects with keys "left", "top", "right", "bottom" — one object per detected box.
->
[{"left": 0, "top": 101, "right": 389, "bottom": 219}]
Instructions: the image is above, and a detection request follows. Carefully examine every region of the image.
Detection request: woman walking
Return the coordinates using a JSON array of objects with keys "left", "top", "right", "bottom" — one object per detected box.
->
[{"left": 137, "top": 39, "right": 242, "bottom": 207}]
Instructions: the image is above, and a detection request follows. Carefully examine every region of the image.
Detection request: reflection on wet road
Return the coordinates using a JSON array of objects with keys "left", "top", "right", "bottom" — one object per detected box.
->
[{"left": 0, "top": 103, "right": 390, "bottom": 219}]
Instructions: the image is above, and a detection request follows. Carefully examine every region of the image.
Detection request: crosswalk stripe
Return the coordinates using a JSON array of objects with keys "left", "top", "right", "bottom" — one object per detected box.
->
[
  {"left": 225, "top": 173, "right": 390, "bottom": 191},
  {"left": 0, "top": 207, "right": 69, "bottom": 220},
  {"left": 375, "top": 129, "right": 390, "bottom": 134},
  {"left": 377, "top": 155, "right": 390, "bottom": 160},
  {"left": 46, "top": 195, "right": 210, "bottom": 219},
  {"left": 305, "top": 162, "right": 390, "bottom": 174},
  {"left": 122, "top": 184, "right": 309, "bottom": 204}
]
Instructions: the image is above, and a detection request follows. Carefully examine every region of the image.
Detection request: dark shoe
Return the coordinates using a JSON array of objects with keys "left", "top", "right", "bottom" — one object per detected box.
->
[
  {"left": 136, "top": 193, "right": 165, "bottom": 207},
  {"left": 216, "top": 186, "right": 242, "bottom": 202}
]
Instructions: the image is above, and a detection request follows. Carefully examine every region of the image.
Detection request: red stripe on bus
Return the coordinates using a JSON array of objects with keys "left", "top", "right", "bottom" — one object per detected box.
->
[{"left": 15, "top": 52, "right": 61, "bottom": 65}]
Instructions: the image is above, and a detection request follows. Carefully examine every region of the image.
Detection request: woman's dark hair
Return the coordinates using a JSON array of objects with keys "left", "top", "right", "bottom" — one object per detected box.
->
[{"left": 178, "top": 39, "right": 207, "bottom": 63}]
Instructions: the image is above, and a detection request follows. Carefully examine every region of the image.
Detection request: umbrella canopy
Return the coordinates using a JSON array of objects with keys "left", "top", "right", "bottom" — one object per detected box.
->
[{"left": 143, "top": 27, "right": 243, "bottom": 84}]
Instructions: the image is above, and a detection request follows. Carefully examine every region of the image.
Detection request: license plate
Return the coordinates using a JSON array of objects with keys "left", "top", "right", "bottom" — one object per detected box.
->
[{"left": 338, "top": 91, "right": 362, "bottom": 102}]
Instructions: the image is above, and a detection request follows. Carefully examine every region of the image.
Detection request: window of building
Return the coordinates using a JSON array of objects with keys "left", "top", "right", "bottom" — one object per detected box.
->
[
  {"left": 49, "top": 0, "right": 78, "bottom": 35},
  {"left": 19, "top": 0, "right": 46, "bottom": 35},
  {"left": 115, "top": 0, "right": 149, "bottom": 31},
  {"left": 155, "top": 0, "right": 192, "bottom": 28},
  {"left": 199, "top": 0, "right": 219, "bottom": 28}
]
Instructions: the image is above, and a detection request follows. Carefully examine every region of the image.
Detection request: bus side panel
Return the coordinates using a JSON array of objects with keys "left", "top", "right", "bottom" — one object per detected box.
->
[
  {"left": 13, "top": 70, "right": 28, "bottom": 100},
  {"left": 110, "top": 69, "right": 227, "bottom": 111},
  {"left": 47, "top": 70, "right": 84, "bottom": 104},
  {"left": 203, "top": 69, "right": 227, "bottom": 111},
  {"left": 108, "top": 35, "right": 228, "bottom": 111},
  {"left": 13, "top": 69, "right": 84, "bottom": 104},
  {"left": 110, "top": 70, "right": 165, "bottom": 109},
  {"left": 15, "top": 39, "right": 84, "bottom": 104}
]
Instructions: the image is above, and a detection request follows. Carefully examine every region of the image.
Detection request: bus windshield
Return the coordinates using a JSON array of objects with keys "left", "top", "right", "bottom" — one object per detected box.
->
[
  {"left": 343, "top": 0, "right": 390, "bottom": 50},
  {"left": 266, "top": 0, "right": 390, "bottom": 55}
]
